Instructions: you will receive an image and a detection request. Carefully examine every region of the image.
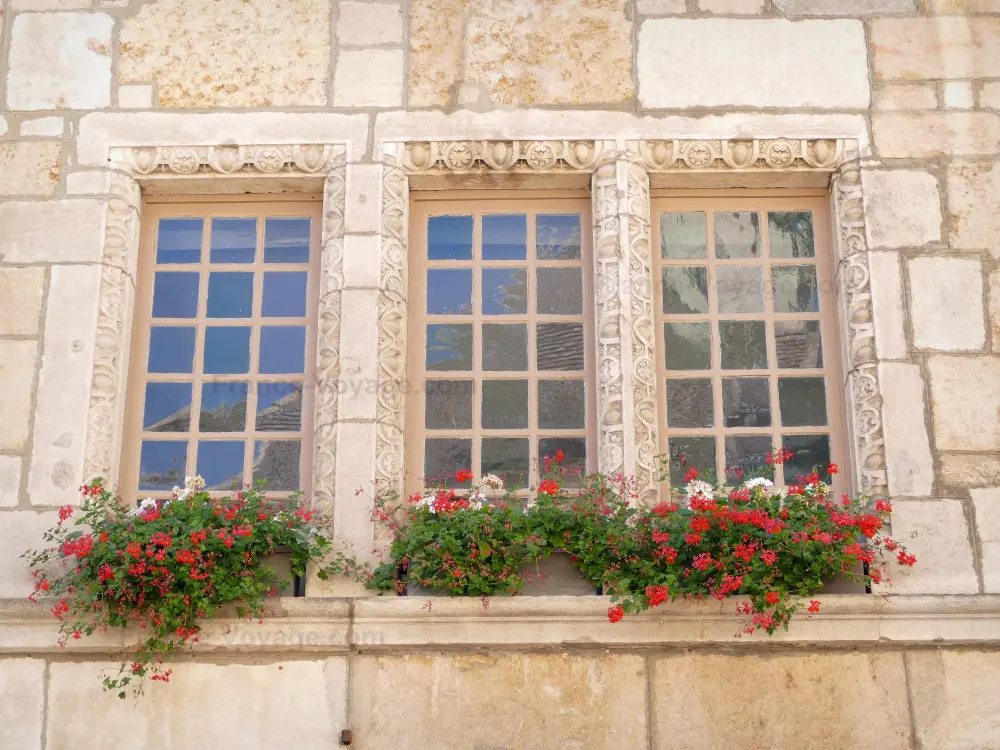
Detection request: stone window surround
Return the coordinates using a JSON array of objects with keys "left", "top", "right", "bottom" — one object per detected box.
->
[{"left": 86, "top": 136, "right": 886, "bottom": 555}]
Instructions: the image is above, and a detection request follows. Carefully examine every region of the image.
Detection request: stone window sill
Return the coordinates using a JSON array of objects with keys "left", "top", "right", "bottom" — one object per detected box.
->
[{"left": 2, "top": 595, "right": 999, "bottom": 654}]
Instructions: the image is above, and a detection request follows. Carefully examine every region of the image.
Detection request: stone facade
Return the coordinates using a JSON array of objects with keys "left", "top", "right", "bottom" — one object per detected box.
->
[{"left": 1, "top": 0, "right": 1000, "bottom": 747}]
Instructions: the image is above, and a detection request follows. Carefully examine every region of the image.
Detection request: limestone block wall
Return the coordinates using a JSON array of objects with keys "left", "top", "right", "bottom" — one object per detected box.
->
[{"left": 0, "top": 0, "right": 998, "bottom": 746}]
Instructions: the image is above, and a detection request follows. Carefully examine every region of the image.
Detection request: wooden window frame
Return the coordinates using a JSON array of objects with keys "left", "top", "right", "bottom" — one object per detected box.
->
[{"left": 121, "top": 196, "right": 323, "bottom": 503}]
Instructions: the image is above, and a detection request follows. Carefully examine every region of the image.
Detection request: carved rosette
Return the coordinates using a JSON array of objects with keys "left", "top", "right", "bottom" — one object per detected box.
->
[
  {"left": 629, "top": 139, "right": 846, "bottom": 172},
  {"left": 311, "top": 159, "right": 347, "bottom": 514},
  {"left": 374, "top": 164, "right": 409, "bottom": 494},
  {"left": 397, "top": 140, "right": 611, "bottom": 173},
  {"left": 84, "top": 171, "right": 142, "bottom": 483},
  {"left": 832, "top": 158, "right": 888, "bottom": 498},
  {"left": 113, "top": 145, "right": 342, "bottom": 176}
]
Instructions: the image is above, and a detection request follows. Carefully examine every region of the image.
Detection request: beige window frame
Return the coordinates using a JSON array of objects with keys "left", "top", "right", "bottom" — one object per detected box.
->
[
  {"left": 652, "top": 190, "right": 848, "bottom": 493},
  {"left": 406, "top": 191, "right": 597, "bottom": 497},
  {"left": 121, "top": 196, "right": 322, "bottom": 504}
]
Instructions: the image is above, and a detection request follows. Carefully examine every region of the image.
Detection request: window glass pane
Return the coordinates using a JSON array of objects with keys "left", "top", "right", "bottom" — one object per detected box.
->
[
  {"left": 665, "top": 378, "right": 714, "bottom": 428},
  {"left": 264, "top": 218, "right": 310, "bottom": 263},
  {"left": 197, "top": 440, "right": 245, "bottom": 490},
  {"left": 482, "top": 323, "right": 527, "bottom": 371},
  {"left": 427, "top": 269, "right": 473, "bottom": 315},
  {"left": 203, "top": 326, "right": 251, "bottom": 374},
  {"left": 538, "top": 380, "right": 585, "bottom": 429},
  {"left": 424, "top": 438, "right": 472, "bottom": 486},
  {"left": 256, "top": 383, "right": 302, "bottom": 431},
  {"left": 716, "top": 266, "right": 764, "bottom": 314},
  {"left": 253, "top": 440, "right": 300, "bottom": 490},
  {"left": 768, "top": 212, "right": 815, "bottom": 258},
  {"left": 725, "top": 436, "right": 772, "bottom": 483},
  {"left": 143, "top": 382, "right": 192, "bottom": 432},
  {"left": 536, "top": 268, "right": 582, "bottom": 315},
  {"left": 425, "top": 380, "right": 473, "bottom": 429},
  {"left": 260, "top": 325, "right": 306, "bottom": 374},
  {"left": 772, "top": 266, "right": 819, "bottom": 313},
  {"left": 778, "top": 377, "right": 828, "bottom": 426},
  {"left": 667, "top": 436, "right": 716, "bottom": 487},
  {"left": 482, "top": 268, "right": 528, "bottom": 315},
  {"left": 660, "top": 213, "right": 707, "bottom": 259},
  {"left": 482, "top": 379, "right": 528, "bottom": 429},
  {"left": 539, "top": 437, "right": 586, "bottom": 486},
  {"left": 483, "top": 214, "right": 527, "bottom": 260},
  {"left": 148, "top": 327, "right": 196, "bottom": 373},
  {"left": 714, "top": 212, "right": 761, "bottom": 259},
  {"left": 662, "top": 267, "right": 709, "bottom": 314},
  {"left": 206, "top": 272, "right": 253, "bottom": 318},
  {"left": 537, "top": 323, "right": 584, "bottom": 371},
  {"left": 156, "top": 218, "right": 202, "bottom": 264},
  {"left": 719, "top": 320, "right": 767, "bottom": 370},
  {"left": 481, "top": 437, "right": 529, "bottom": 485},
  {"left": 663, "top": 321, "right": 711, "bottom": 370},
  {"left": 722, "top": 377, "right": 771, "bottom": 428},
  {"left": 536, "top": 214, "right": 581, "bottom": 260},
  {"left": 152, "top": 271, "right": 199, "bottom": 318},
  {"left": 428, "top": 215, "right": 473, "bottom": 260},
  {"left": 211, "top": 218, "right": 256, "bottom": 263},
  {"left": 262, "top": 272, "right": 308, "bottom": 318},
  {"left": 427, "top": 323, "right": 473, "bottom": 371},
  {"left": 138, "top": 440, "right": 187, "bottom": 491},
  {"left": 775, "top": 320, "right": 823, "bottom": 368},
  {"left": 781, "top": 434, "right": 831, "bottom": 483},
  {"left": 199, "top": 382, "right": 248, "bottom": 432}
]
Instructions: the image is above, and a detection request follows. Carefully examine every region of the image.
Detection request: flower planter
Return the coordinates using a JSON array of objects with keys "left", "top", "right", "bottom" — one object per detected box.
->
[
  {"left": 260, "top": 549, "right": 303, "bottom": 597},
  {"left": 518, "top": 551, "right": 599, "bottom": 596}
]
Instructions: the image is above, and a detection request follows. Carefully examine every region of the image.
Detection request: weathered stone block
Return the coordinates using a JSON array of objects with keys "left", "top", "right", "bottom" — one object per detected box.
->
[
  {"left": 873, "top": 83, "right": 938, "bottom": 111},
  {"left": 333, "top": 49, "right": 403, "bottom": 107},
  {"left": 929, "top": 356, "right": 1000, "bottom": 451},
  {"left": 333, "top": 421, "right": 378, "bottom": 549},
  {"left": 868, "top": 252, "right": 907, "bottom": 360},
  {"left": 908, "top": 651, "right": 1000, "bottom": 748},
  {"left": 0, "top": 659, "right": 45, "bottom": 750},
  {"left": 116, "top": 84, "right": 153, "bottom": 110},
  {"left": 943, "top": 81, "right": 974, "bottom": 110},
  {"left": 0, "top": 142, "right": 62, "bottom": 197},
  {"left": 971, "top": 488, "right": 1000, "bottom": 593},
  {"left": 0, "top": 200, "right": 104, "bottom": 263},
  {"left": 907, "top": 257, "right": 985, "bottom": 352},
  {"left": 938, "top": 453, "right": 1000, "bottom": 488},
  {"left": 653, "top": 652, "right": 910, "bottom": 749},
  {"left": 980, "top": 81, "right": 1000, "bottom": 109},
  {"left": 0, "top": 511, "right": 58, "bottom": 597},
  {"left": 928, "top": 0, "right": 1000, "bottom": 15},
  {"left": 343, "top": 234, "right": 381, "bottom": 289},
  {"left": 352, "top": 653, "right": 647, "bottom": 749},
  {"left": 885, "top": 499, "right": 978, "bottom": 595},
  {"left": 345, "top": 164, "right": 383, "bottom": 233},
  {"left": 873, "top": 112, "right": 1000, "bottom": 158},
  {"left": 337, "top": 290, "right": 379, "bottom": 422},
  {"left": 0, "top": 456, "right": 21, "bottom": 507},
  {"left": 409, "top": 0, "right": 634, "bottom": 107},
  {"left": 775, "top": 0, "right": 914, "bottom": 14},
  {"left": 874, "top": 17, "right": 1000, "bottom": 81},
  {"left": 0, "top": 267, "right": 45, "bottom": 336},
  {"left": 988, "top": 267, "right": 1000, "bottom": 351},
  {"left": 700, "top": 0, "right": 764, "bottom": 14},
  {"left": 6, "top": 13, "right": 112, "bottom": 110},
  {"left": 46, "top": 659, "right": 348, "bottom": 747},
  {"left": 118, "top": 0, "right": 331, "bottom": 107},
  {"left": 66, "top": 170, "right": 111, "bottom": 195},
  {"left": 28, "top": 266, "right": 102, "bottom": 507},
  {"left": 11, "top": 0, "right": 92, "bottom": 7},
  {"left": 337, "top": 1, "right": 403, "bottom": 45},
  {"left": 879, "top": 363, "right": 934, "bottom": 497},
  {"left": 0, "top": 341, "right": 38, "bottom": 452},
  {"left": 19, "top": 117, "right": 64, "bottom": 137},
  {"left": 636, "top": 0, "right": 686, "bottom": 11},
  {"left": 638, "top": 19, "right": 869, "bottom": 109},
  {"left": 862, "top": 169, "right": 941, "bottom": 250},
  {"left": 948, "top": 160, "right": 1000, "bottom": 256}
]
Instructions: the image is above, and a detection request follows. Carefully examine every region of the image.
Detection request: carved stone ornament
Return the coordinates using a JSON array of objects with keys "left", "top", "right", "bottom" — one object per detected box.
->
[
  {"left": 628, "top": 138, "right": 847, "bottom": 172},
  {"left": 109, "top": 144, "right": 344, "bottom": 176},
  {"left": 396, "top": 140, "right": 614, "bottom": 173}
]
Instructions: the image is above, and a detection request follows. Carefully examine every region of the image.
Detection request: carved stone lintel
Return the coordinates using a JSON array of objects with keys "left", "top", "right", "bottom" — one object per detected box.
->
[
  {"left": 83, "top": 170, "right": 142, "bottom": 483},
  {"left": 110, "top": 144, "right": 345, "bottom": 177},
  {"left": 311, "top": 158, "right": 347, "bottom": 514},
  {"left": 390, "top": 140, "right": 614, "bottom": 173},
  {"left": 628, "top": 138, "right": 847, "bottom": 173}
]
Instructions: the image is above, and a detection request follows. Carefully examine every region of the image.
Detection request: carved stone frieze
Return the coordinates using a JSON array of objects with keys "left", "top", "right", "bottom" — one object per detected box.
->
[
  {"left": 628, "top": 138, "right": 847, "bottom": 173},
  {"left": 84, "top": 170, "right": 142, "bottom": 483},
  {"left": 392, "top": 140, "right": 614, "bottom": 173},
  {"left": 311, "top": 159, "right": 347, "bottom": 514},
  {"left": 110, "top": 144, "right": 345, "bottom": 176}
]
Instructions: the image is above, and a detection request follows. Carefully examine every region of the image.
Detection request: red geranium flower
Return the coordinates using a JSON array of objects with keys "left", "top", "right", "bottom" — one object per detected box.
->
[{"left": 607, "top": 605, "right": 625, "bottom": 623}]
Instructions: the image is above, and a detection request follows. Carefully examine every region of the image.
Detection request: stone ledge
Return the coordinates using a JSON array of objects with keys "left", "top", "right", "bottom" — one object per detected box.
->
[{"left": 3, "top": 596, "right": 1000, "bottom": 654}]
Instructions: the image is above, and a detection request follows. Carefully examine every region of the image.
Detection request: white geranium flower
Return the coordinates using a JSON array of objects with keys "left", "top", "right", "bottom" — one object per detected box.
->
[
  {"left": 478, "top": 474, "right": 504, "bottom": 491},
  {"left": 185, "top": 475, "right": 206, "bottom": 491},
  {"left": 744, "top": 477, "right": 774, "bottom": 489},
  {"left": 126, "top": 497, "right": 159, "bottom": 518},
  {"left": 685, "top": 479, "right": 715, "bottom": 498}
]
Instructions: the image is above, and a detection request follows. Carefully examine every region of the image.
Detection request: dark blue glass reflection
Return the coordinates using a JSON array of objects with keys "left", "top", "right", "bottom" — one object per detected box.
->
[
  {"left": 156, "top": 218, "right": 202, "bottom": 264},
  {"left": 196, "top": 441, "right": 245, "bottom": 490},
  {"left": 483, "top": 214, "right": 527, "bottom": 260},
  {"left": 262, "top": 272, "right": 308, "bottom": 317},
  {"left": 152, "top": 271, "right": 199, "bottom": 318},
  {"left": 148, "top": 327, "right": 196, "bottom": 374},
  {"left": 142, "top": 382, "right": 192, "bottom": 431},
  {"left": 259, "top": 326, "right": 306, "bottom": 374},
  {"left": 138, "top": 440, "right": 187, "bottom": 491},
  {"left": 203, "top": 327, "right": 251, "bottom": 374},
  {"left": 207, "top": 272, "right": 253, "bottom": 318},
  {"left": 536, "top": 214, "right": 582, "bottom": 260},
  {"left": 264, "top": 218, "right": 310, "bottom": 263},
  {"left": 210, "top": 218, "right": 256, "bottom": 263},
  {"left": 427, "top": 269, "right": 473, "bottom": 314},
  {"left": 427, "top": 215, "right": 473, "bottom": 260}
]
